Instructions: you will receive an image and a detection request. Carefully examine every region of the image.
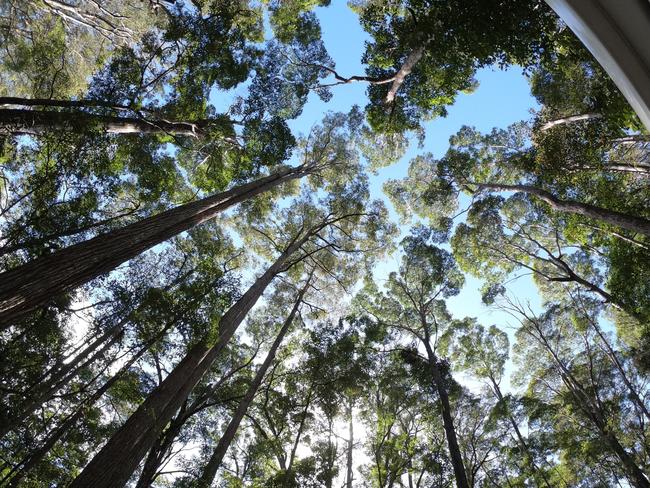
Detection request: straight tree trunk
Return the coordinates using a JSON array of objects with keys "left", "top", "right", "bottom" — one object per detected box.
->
[
  {"left": 68, "top": 231, "right": 313, "bottom": 488},
  {"left": 488, "top": 378, "right": 555, "bottom": 488},
  {"left": 0, "top": 165, "right": 306, "bottom": 326},
  {"left": 470, "top": 181, "right": 650, "bottom": 237},
  {"left": 346, "top": 397, "right": 354, "bottom": 488},
  {"left": 525, "top": 318, "right": 650, "bottom": 488},
  {"left": 0, "top": 108, "right": 210, "bottom": 137},
  {"left": 423, "top": 344, "right": 470, "bottom": 488},
  {"left": 196, "top": 279, "right": 309, "bottom": 487},
  {"left": 135, "top": 350, "right": 260, "bottom": 488},
  {"left": 384, "top": 45, "right": 426, "bottom": 104}
]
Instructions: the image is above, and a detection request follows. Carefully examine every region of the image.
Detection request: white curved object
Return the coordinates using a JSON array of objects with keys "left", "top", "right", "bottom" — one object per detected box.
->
[{"left": 545, "top": 0, "right": 650, "bottom": 131}]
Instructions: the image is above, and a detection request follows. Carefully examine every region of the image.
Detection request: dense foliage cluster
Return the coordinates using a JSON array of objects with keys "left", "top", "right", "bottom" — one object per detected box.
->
[{"left": 0, "top": 1, "right": 648, "bottom": 487}]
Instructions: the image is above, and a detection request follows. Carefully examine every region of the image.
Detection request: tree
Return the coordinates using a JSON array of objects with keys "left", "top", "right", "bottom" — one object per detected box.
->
[{"left": 356, "top": 227, "right": 470, "bottom": 488}]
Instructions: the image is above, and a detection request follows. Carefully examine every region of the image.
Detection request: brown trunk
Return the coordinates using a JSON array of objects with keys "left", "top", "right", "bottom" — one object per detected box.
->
[
  {"left": 489, "top": 379, "right": 554, "bottom": 488},
  {"left": 423, "top": 344, "right": 469, "bottom": 488},
  {"left": 0, "top": 108, "right": 210, "bottom": 137},
  {"left": 526, "top": 318, "right": 650, "bottom": 488},
  {"left": 471, "top": 181, "right": 650, "bottom": 237},
  {"left": 0, "top": 165, "right": 305, "bottom": 326},
  {"left": 0, "top": 96, "right": 134, "bottom": 112},
  {"left": 69, "top": 232, "right": 311, "bottom": 488},
  {"left": 196, "top": 280, "right": 308, "bottom": 487}
]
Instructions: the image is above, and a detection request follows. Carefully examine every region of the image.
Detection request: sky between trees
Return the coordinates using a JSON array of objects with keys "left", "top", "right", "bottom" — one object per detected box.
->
[{"left": 0, "top": 1, "right": 649, "bottom": 488}]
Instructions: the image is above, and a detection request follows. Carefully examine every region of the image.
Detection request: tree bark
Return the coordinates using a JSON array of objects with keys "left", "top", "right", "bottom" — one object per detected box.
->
[
  {"left": 539, "top": 113, "right": 603, "bottom": 131},
  {"left": 0, "top": 165, "right": 306, "bottom": 326},
  {"left": 68, "top": 230, "right": 313, "bottom": 488},
  {"left": 196, "top": 279, "right": 309, "bottom": 487},
  {"left": 423, "top": 344, "right": 470, "bottom": 488},
  {"left": 0, "top": 108, "right": 211, "bottom": 137},
  {"left": 470, "top": 181, "right": 650, "bottom": 237},
  {"left": 384, "top": 45, "right": 426, "bottom": 105}
]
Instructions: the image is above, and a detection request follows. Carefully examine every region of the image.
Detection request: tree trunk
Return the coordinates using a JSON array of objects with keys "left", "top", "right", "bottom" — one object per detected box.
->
[
  {"left": 0, "top": 108, "right": 211, "bottom": 137},
  {"left": 471, "top": 181, "right": 650, "bottom": 237},
  {"left": 135, "top": 351, "right": 260, "bottom": 488},
  {"left": 423, "top": 345, "right": 470, "bottom": 488},
  {"left": 384, "top": 45, "right": 426, "bottom": 104},
  {"left": 68, "top": 232, "right": 311, "bottom": 488},
  {"left": 0, "top": 96, "right": 135, "bottom": 112},
  {"left": 346, "top": 397, "right": 354, "bottom": 488},
  {"left": 539, "top": 113, "right": 603, "bottom": 131},
  {"left": 0, "top": 165, "right": 306, "bottom": 326},
  {"left": 489, "top": 378, "right": 554, "bottom": 488},
  {"left": 196, "top": 279, "right": 308, "bottom": 487}
]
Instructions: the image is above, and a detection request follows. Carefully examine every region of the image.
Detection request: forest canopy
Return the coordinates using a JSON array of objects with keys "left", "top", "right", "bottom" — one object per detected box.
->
[{"left": 0, "top": 1, "right": 649, "bottom": 487}]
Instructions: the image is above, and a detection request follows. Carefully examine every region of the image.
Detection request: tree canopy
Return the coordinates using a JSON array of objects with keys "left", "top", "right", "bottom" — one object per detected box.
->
[{"left": 0, "top": 2, "right": 649, "bottom": 488}]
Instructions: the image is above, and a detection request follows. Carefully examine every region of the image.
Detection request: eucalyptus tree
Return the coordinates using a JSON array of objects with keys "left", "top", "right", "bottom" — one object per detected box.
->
[
  {"left": 359, "top": 352, "right": 453, "bottom": 488},
  {"left": 356, "top": 227, "right": 471, "bottom": 488},
  {"left": 193, "top": 277, "right": 313, "bottom": 487},
  {"left": 508, "top": 299, "right": 650, "bottom": 488},
  {"left": 443, "top": 319, "right": 559, "bottom": 487}
]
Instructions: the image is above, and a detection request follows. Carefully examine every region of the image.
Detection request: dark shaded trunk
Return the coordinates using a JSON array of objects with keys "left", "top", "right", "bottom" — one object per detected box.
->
[
  {"left": 69, "top": 233, "right": 310, "bottom": 488},
  {"left": 423, "top": 344, "right": 469, "bottom": 488},
  {"left": 0, "top": 108, "right": 210, "bottom": 137},
  {"left": 0, "top": 96, "right": 135, "bottom": 112},
  {"left": 196, "top": 280, "right": 308, "bottom": 487},
  {"left": 471, "top": 181, "right": 650, "bottom": 237},
  {"left": 135, "top": 350, "right": 260, "bottom": 488},
  {"left": 526, "top": 318, "right": 650, "bottom": 488},
  {"left": 0, "top": 165, "right": 305, "bottom": 326}
]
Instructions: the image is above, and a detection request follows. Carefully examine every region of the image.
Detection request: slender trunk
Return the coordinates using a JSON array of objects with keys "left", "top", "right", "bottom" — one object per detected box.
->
[
  {"left": 1, "top": 329, "right": 160, "bottom": 487},
  {"left": 0, "top": 326, "right": 123, "bottom": 439},
  {"left": 0, "top": 165, "right": 306, "bottom": 326},
  {"left": 346, "top": 397, "right": 354, "bottom": 488},
  {"left": 471, "top": 181, "right": 650, "bottom": 237},
  {"left": 423, "top": 345, "right": 469, "bottom": 488},
  {"left": 539, "top": 113, "right": 602, "bottom": 131},
  {"left": 69, "top": 233, "right": 311, "bottom": 488},
  {"left": 0, "top": 108, "right": 210, "bottom": 137},
  {"left": 526, "top": 321, "right": 650, "bottom": 488},
  {"left": 196, "top": 282, "right": 307, "bottom": 487},
  {"left": 589, "top": 321, "right": 650, "bottom": 421}
]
